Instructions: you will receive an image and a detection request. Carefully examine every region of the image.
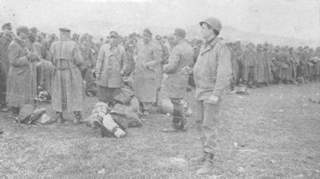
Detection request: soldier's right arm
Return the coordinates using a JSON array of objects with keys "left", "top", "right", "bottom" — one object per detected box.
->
[{"left": 8, "top": 43, "right": 29, "bottom": 67}]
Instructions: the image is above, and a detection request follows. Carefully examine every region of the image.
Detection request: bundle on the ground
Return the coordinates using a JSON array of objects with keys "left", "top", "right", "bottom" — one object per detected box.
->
[
  {"left": 110, "top": 83, "right": 143, "bottom": 128},
  {"left": 18, "top": 104, "right": 54, "bottom": 124}
]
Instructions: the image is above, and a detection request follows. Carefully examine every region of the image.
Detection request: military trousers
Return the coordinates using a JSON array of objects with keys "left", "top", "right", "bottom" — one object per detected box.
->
[{"left": 195, "top": 100, "right": 220, "bottom": 154}]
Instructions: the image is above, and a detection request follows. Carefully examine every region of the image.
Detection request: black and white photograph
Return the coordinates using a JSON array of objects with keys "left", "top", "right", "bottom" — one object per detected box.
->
[{"left": 0, "top": 0, "right": 320, "bottom": 178}]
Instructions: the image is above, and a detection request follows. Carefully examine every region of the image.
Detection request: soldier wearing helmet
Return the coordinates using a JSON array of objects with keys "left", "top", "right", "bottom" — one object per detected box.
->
[
  {"left": 161, "top": 28, "right": 194, "bottom": 132},
  {"left": 192, "top": 17, "right": 232, "bottom": 175}
]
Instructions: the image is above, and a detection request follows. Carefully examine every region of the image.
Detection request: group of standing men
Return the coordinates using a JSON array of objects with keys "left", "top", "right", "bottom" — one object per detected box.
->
[
  {"left": 0, "top": 17, "right": 238, "bottom": 175},
  {"left": 94, "top": 17, "right": 233, "bottom": 175},
  {"left": 0, "top": 25, "right": 85, "bottom": 123}
]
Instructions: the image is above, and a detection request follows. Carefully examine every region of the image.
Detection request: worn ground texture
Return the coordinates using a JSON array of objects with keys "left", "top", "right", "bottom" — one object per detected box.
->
[{"left": 0, "top": 83, "right": 320, "bottom": 178}]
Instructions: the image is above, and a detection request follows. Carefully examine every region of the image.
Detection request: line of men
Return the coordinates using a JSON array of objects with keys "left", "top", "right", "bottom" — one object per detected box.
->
[{"left": 228, "top": 41, "right": 320, "bottom": 88}]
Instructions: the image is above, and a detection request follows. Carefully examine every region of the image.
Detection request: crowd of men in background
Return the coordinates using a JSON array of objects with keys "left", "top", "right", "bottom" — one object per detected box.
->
[{"left": 228, "top": 41, "right": 320, "bottom": 88}]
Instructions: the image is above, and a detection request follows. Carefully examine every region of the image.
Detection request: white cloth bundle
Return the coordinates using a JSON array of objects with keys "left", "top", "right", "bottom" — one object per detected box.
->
[{"left": 85, "top": 102, "right": 126, "bottom": 138}]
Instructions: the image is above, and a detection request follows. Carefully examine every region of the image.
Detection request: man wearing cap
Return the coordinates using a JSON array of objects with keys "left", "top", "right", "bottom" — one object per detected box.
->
[
  {"left": 80, "top": 34, "right": 95, "bottom": 94},
  {"left": 134, "top": 28, "right": 162, "bottom": 113},
  {"left": 6, "top": 26, "right": 38, "bottom": 116},
  {"left": 161, "top": 28, "right": 194, "bottom": 132},
  {"left": 0, "top": 23, "right": 14, "bottom": 112},
  {"left": 50, "top": 28, "right": 84, "bottom": 124},
  {"left": 192, "top": 17, "right": 232, "bottom": 175},
  {"left": 95, "top": 31, "right": 128, "bottom": 105}
]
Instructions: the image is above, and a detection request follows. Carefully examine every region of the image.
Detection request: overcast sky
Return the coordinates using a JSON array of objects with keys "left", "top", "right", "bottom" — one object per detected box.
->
[{"left": 0, "top": 0, "right": 319, "bottom": 40}]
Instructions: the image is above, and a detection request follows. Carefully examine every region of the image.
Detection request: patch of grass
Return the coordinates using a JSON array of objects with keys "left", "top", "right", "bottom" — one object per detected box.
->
[{"left": 1, "top": 83, "right": 320, "bottom": 177}]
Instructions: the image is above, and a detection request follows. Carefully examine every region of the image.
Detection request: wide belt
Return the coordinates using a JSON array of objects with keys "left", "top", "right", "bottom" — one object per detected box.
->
[{"left": 55, "top": 58, "right": 74, "bottom": 71}]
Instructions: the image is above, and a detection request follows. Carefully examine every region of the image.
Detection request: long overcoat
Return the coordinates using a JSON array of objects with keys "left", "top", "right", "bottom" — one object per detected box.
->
[
  {"left": 95, "top": 43, "right": 127, "bottom": 88},
  {"left": 133, "top": 40, "right": 162, "bottom": 103},
  {"left": 50, "top": 40, "right": 84, "bottom": 112},
  {"left": 6, "top": 38, "right": 37, "bottom": 108}
]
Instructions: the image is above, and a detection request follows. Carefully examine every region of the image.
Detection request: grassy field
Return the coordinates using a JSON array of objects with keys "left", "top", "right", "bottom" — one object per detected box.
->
[{"left": 0, "top": 83, "right": 320, "bottom": 178}]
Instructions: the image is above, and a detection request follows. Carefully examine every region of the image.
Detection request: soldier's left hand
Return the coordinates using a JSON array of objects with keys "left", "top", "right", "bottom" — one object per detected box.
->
[
  {"left": 181, "top": 66, "right": 193, "bottom": 75},
  {"left": 120, "top": 69, "right": 126, "bottom": 76},
  {"left": 143, "top": 63, "right": 149, "bottom": 69}
]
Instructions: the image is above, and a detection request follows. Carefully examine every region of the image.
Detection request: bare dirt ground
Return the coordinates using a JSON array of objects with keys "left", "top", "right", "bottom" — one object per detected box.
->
[{"left": 1, "top": 83, "right": 320, "bottom": 178}]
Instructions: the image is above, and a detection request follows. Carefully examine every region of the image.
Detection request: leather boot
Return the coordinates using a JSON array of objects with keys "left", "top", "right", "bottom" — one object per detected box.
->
[{"left": 55, "top": 112, "right": 64, "bottom": 124}]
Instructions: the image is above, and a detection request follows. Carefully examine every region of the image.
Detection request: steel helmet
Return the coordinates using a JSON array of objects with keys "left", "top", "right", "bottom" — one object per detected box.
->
[{"left": 200, "top": 17, "right": 222, "bottom": 32}]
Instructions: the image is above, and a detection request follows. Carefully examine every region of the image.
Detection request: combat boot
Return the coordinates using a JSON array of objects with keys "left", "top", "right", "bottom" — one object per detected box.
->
[
  {"left": 190, "top": 152, "right": 209, "bottom": 165},
  {"left": 55, "top": 112, "right": 64, "bottom": 124},
  {"left": 73, "top": 111, "right": 82, "bottom": 124},
  {"left": 171, "top": 100, "right": 187, "bottom": 131},
  {"left": 0, "top": 104, "right": 9, "bottom": 112},
  {"left": 196, "top": 153, "right": 214, "bottom": 175},
  {"left": 161, "top": 108, "right": 186, "bottom": 133},
  {"left": 172, "top": 116, "right": 186, "bottom": 131}
]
